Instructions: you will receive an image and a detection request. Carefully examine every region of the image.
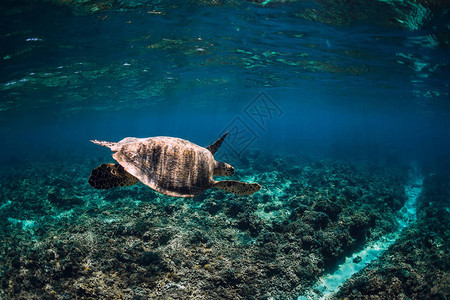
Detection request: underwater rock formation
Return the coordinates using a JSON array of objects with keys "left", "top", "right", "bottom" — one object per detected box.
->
[
  {"left": 332, "top": 173, "right": 450, "bottom": 300},
  {"left": 0, "top": 153, "right": 428, "bottom": 299}
]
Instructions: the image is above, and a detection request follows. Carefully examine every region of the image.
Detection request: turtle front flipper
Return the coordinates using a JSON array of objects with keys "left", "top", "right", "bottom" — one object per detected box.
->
[
  {"left": 213, "top": 180, "right": 261, "bottom": 195},
  {"left": 89, "top": 163, "right": 139, "bottom": 189}
]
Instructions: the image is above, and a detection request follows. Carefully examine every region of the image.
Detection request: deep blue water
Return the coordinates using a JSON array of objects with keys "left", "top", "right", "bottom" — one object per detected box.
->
[
  {"left": 1, "top": 1, "right": 449, "bottom": 170},
  {"left": 1, "top": 1, "right": 450, "bottom": 299}
]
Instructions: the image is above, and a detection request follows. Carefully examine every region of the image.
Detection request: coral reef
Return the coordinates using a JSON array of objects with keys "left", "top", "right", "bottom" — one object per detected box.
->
[
  {"left": 0, "top": 153, "right": 415, "bottom": 299},
  {"left": 332, "top": 173, "right": 450, "bottom": 300}
]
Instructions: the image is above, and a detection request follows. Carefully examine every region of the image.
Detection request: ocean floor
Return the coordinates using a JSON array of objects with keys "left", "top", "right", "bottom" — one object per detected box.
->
[
  {"left": 332, "top": 173, "right": 449, "bottom": 300},
  {"left": 0, "top": 152, "right": 448, "bottom": 299}
]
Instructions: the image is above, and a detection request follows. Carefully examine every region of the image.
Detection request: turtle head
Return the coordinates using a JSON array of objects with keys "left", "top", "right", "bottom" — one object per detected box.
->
[{"left": 214, "top": 161, "right": 235, "bottom": 176}]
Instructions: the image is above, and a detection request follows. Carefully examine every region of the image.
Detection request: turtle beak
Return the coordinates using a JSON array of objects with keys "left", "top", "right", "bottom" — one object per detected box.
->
[{"left": 224, "top": 163, "right": 235, "bottom": 175}]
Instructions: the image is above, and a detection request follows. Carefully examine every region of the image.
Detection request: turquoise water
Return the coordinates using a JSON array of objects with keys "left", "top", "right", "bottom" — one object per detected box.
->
[
  {"left": 1, "top": 1, "right": 449, "bottom": 167},
  {"left": 0, "top": 1, "right": 449, "bottom": 299}
]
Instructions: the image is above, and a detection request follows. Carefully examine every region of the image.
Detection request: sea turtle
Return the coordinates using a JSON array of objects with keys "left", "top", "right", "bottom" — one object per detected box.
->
[{"left": 88, "top": 132, "right": 261, "bottom": 197}]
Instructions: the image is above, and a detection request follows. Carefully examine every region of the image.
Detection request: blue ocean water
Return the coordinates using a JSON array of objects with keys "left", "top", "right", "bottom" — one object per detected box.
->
[
  {"left": 0, "top": 1, "right": 449, "bottom": 299},
  {"left": 1, "top": 0, "right": 449, "bottom": 169}
]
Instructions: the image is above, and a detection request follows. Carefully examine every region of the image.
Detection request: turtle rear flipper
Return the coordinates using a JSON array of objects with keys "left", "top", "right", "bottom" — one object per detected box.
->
[
  {"left": 213, "top": 180, "right": 261, "bottom": 195},
  {"left": 89, "top": 163, "right": 139, "bottom": 189}
]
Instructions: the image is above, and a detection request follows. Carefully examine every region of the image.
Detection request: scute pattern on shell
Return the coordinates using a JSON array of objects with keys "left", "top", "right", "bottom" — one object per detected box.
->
[{"left": 112, "top": 137, "right": 215, "bottom": 197}]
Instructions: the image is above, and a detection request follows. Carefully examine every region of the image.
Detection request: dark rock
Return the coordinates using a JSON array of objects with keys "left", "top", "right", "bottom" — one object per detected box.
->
[
  {"left": 225, "top": 201, "right": 245, "bottom": 218},
  {"left": 302, "top": 211, "right": 330, "bottom": 229},
  {"left": 348, "top": 212, "right": 370, "bottom": 241},
  {"left": 48, "top": 188, "right": 83, "bottom": 208},
  {"left": 261, "top": 193, "right": 271, "bottom": 203},
  {"left": 189, "top": 231, "right": 208, "bottom": 245},
  {"left": 301, "top": 235, "right": 317, "bottom": 250},
  {"left": 157, "top": 232, "right": 171, "bottom": 246},
  {"left": 223, "top": 268, "right": 239, "bottom": 286},
  {"left": 164, "top": 204, "right": 176, "bottom": 215},
  {"left": 202, "top": 200, "right": 222, "bottom": 215},
  {"left": 133, "top": 220, "right": 153, "bottom": 236},
  {"left": 236, "top": 213, "right": 262, "bottom": 237},
  {"left": 353, "top": 256, "right": 362, "bottom": 263},
  {"left": 289, "top": 204, "right": 309, "bottom": 221},
  {"left": 314, "top": 200, "right": 341, "bottom": 220},
  {"left": 139, "top": 251, "right": 160, "bottom": 267},
  {"left": 272, "top": 219, "right": 288, "bottom": 233}
]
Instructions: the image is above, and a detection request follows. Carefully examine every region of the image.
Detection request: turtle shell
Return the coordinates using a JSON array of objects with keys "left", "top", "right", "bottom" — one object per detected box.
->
[{"left": 111, "top": 137, "right": 215, "bottom": 197}]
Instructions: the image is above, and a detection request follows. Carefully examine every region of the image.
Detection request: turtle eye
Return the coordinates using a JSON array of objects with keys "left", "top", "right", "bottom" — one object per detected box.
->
[{"left": 228, "top": 166, "right": 235, "bottom": 175}]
